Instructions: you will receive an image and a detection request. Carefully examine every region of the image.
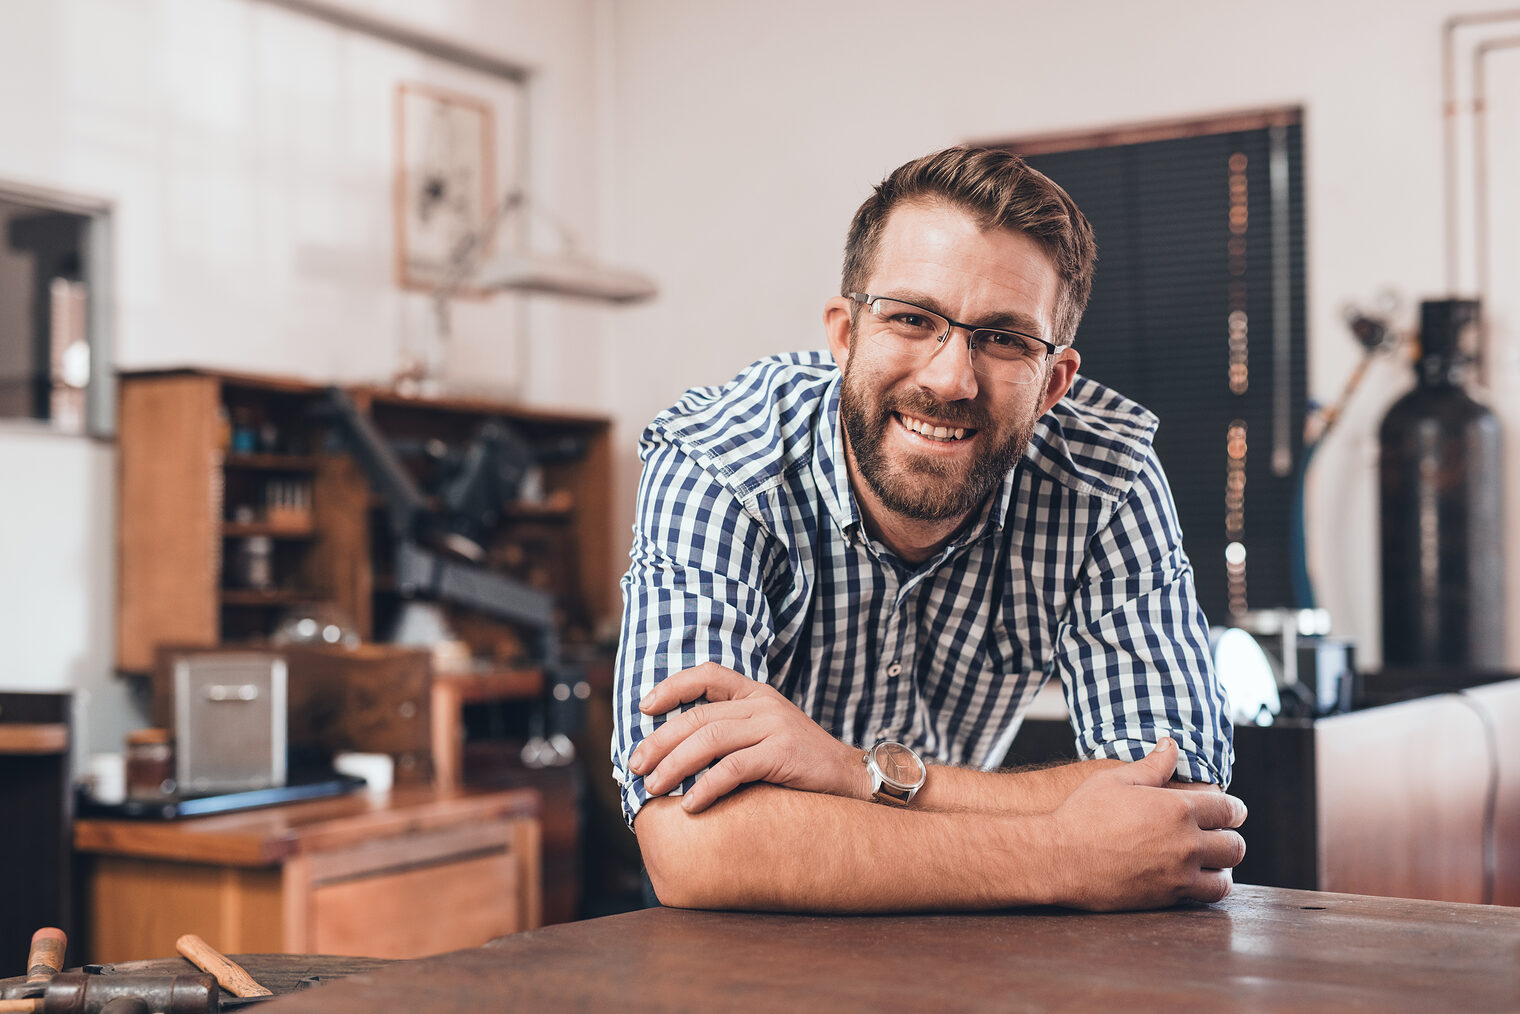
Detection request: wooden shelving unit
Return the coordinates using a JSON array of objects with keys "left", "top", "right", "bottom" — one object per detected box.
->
[{"left": 116, "top": 368, "right": 615, "bottom": 673}]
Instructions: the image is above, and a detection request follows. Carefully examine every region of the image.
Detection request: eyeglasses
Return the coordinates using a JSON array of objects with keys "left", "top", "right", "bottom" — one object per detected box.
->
[{"left": 848, "top": 293, "right": 1067, "bottom": 386}]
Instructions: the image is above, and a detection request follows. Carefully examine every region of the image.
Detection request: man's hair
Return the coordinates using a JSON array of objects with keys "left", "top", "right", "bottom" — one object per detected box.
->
[{"left": 841, "top": 146, "right": 1097, "bottom": 346}]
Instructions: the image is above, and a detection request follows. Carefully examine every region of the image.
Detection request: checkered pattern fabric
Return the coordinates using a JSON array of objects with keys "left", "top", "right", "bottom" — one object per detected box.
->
[{"left": 613, "top": 351, "right": 1231, "bottom": 826}]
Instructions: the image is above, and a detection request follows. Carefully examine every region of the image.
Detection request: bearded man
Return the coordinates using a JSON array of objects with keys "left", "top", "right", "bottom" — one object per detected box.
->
[{"left": 612, "top": 146, "right": 1244, "bottom": 912}]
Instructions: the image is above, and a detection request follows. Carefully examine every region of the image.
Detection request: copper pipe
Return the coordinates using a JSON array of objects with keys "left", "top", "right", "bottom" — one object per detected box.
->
[
  {"left": 1442, "top": 10, "right": 1520, "bottom": 294},
  {"left": 1472, "top": 34, "right": 1520, "bottom": 386}
]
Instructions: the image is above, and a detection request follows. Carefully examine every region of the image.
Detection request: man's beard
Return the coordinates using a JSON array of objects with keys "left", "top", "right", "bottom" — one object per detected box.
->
[{"left": 839, "top": 349, "right": 1040, "bottom": 523}]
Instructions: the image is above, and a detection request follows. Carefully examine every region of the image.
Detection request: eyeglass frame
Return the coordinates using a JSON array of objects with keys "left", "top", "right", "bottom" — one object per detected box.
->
[{"left": 847, "top": 292, "right": 1070, "bottom": 375}]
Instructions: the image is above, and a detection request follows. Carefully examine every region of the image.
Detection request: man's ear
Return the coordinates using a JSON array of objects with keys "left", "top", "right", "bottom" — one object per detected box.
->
[
  {"left": 1038, "top": 346, "right": 1081, "bottom": 415},
  {"left": 823, "top": 297, "right": 854, "bottom": 371}
]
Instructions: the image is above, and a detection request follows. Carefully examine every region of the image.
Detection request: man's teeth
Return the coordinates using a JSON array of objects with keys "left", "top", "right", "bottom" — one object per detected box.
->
[{"left": 899, "top": 414, "right": 969, "bottom": 441}]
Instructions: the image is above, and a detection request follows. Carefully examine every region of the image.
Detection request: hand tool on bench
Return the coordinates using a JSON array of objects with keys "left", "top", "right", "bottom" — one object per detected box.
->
[
  {"left": 173, "top": 937, "right": 271, "bottom": 1002},
  {"left": 39, "top": 971, "right": 218, "bottom": 1014},
  {"left": 0, "top": 927, "right": 67, "bottom": 1012}
]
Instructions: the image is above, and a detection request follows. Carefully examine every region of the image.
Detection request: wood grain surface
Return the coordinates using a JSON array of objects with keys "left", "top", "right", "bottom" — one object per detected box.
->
[
  {"left": 73, "top": 786, "right": 538, "bottom": 866},
  {"left": 250, "top": 884, "right": 1520, "bottom": 1013}
]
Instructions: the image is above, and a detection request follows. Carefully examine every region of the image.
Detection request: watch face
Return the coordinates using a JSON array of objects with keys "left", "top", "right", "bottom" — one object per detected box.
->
[{"left": 874, "top": 742, "right": 925, "bottom": 788}]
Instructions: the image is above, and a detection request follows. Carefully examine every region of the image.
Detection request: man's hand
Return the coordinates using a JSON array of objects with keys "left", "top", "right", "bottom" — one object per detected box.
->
[
  {"left": 629, "top": 662, "right": 864, "bottom": 813},
  {"left": 1048, "top": 738, "right": 1248, "bottom": 911}
]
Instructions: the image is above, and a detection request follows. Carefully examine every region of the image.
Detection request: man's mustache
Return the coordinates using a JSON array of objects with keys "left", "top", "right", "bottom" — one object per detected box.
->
[{"left": 881, "top": 390, "right": 990, "bottom": 430}]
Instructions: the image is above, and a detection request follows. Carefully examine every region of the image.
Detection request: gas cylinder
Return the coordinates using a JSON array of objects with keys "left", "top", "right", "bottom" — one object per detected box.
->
[{"left": 1378, "top": 299, "right": 1504, "bottom": 669}]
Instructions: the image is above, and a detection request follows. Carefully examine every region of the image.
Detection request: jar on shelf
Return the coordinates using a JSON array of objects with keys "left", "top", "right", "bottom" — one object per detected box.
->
[
  {"left": 125, "top": 728, "right": 176, "bottom": 801},
  {"left": 232, "top": 535, "right": 275, "bottom": 590}
]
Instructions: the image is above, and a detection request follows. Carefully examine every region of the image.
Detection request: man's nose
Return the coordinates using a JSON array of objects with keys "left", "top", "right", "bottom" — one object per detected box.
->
[{"left": 911, "top": 327, "right": 980, "bottom": 402}]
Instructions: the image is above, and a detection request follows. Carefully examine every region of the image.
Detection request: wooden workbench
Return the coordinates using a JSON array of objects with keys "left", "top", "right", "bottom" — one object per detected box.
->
[
  {"left": 255, "top": 884, "right": 1520, "bottom": 1012},
  {"left": 74, "top": 787, "right": 541, "bottom": 964}
]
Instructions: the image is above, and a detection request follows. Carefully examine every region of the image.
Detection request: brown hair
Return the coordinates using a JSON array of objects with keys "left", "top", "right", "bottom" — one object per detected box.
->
[{"left": 842, "top": 146, "right": 1097, "bottom": 346}]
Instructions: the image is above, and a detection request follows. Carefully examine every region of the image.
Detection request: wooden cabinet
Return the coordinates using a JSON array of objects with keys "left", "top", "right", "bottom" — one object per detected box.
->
[
  {"left": 74, "top": 788, "right": 541, "bottom": 963},
  {"left": 115, "top": 368, "right": 615, "bottom": 674}
]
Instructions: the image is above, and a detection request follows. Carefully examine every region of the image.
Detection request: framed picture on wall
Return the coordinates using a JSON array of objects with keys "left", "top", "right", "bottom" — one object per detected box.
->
[{"left": 393, "top": 82, "right": 497, "bottom": 293}]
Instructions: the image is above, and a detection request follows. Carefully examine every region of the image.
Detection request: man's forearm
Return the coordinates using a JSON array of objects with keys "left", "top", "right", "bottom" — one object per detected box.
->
[
  {"left": 914, "top": 758, "right": 1122, "bottom": 815},
  {"left": 636, "top": 784, "right": 1062, "bottom": 913}
]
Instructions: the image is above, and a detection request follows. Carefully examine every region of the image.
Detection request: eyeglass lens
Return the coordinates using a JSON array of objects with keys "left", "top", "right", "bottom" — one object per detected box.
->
[{"left": 859, "top": 297, "right": 1047, "bottom": 385}]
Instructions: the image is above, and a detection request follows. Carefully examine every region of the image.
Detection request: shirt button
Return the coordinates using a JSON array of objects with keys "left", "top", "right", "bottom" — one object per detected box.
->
[{"left": 885, "top": 661, "right": 902, "bottom": 678}]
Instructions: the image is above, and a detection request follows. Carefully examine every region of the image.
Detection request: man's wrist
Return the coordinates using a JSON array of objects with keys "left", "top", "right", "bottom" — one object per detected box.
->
[{"left": 842, "top": 739, "right": 875, "bottom": 802}]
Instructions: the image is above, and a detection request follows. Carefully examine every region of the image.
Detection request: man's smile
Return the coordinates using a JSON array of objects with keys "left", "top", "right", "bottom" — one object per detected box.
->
[{"left": 894, "top": 411, "right": 977, "bottom": 442}]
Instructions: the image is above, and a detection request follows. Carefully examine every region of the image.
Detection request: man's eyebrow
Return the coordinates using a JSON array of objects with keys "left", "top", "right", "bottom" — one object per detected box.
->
[{"left": 883, "top": 289, "right": 1046, "bottom": 338}]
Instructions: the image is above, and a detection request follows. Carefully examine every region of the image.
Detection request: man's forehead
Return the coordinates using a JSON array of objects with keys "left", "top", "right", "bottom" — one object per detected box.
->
[{"left": 868, "top": 200, "right": 1061, "bottom": 317}]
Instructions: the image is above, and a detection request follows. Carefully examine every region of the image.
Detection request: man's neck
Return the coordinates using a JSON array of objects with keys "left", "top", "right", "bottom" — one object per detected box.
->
[
  {"left": 841, "top": 433, "right": 975, "bottom": 566},
  {"left": 856, "top": 498, "right": 967, "bottom": 566}
]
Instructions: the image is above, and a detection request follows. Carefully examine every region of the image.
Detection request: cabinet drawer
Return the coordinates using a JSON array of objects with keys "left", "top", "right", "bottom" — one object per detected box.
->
[
  {"left": 304, "top": 819, "right": 514, "bottom": 885},
  {"left": 308, "top": 849, "right": 520, "bottom": 958}
]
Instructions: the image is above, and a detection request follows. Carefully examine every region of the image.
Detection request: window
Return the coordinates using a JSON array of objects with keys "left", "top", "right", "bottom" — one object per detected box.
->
[
  {"left": 1001, "top": 109, "right": 1307, "bottom": 623},
  {"left": 0, "top": 184, "right": 113, "bottom": 436}
]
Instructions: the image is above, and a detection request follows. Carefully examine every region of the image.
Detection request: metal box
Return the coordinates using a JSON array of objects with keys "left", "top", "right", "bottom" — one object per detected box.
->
[{"left": 173, "top": 652, "right": 287, "bottom": 794}]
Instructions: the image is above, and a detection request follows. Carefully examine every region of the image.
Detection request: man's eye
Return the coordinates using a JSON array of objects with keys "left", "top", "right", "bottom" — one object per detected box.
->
[
  {"left": 980, "top": 331, "right": 1039, "bottom": 353},
  {"left": 891, "top": 313, "right": 933, "bottom": 329}
]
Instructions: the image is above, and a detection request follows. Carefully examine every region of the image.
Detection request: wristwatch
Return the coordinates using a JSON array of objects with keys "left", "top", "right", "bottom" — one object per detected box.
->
[{"left": 863, "top": 740, "right": 927, "bottom": 806}]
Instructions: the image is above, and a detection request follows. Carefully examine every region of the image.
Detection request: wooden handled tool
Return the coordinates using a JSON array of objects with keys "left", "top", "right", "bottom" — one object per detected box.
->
[
  {"left": 175, "top": 935, "right": 272, "bottom": 999},
  {"left": 0, "top": 928, "right": 67, "bottom": 1011},
  {"left": 25, "top": 929, "right": 66, "bottom": 989}
]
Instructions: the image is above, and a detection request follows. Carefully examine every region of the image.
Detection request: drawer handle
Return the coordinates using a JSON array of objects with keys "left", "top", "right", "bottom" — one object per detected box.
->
[{"left": 206, "top": 684, "right": 260, "bottom": 702}]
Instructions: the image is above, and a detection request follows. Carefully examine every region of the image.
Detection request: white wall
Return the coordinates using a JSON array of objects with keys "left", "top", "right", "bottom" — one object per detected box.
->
[
  {"left": 601, "top": 0, "right": 1520, "bottom": 669},
  {"left": 0, "top": 0, "right": 612, "bottom": 759}
]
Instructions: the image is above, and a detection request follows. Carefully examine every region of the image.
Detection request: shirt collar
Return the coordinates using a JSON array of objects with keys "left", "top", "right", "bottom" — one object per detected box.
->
[{"left": 812, "top": 374, "right": 865, "bottom": 544}]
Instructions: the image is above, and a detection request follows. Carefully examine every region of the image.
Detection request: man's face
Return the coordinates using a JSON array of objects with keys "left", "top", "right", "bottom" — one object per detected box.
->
[{"left": 827, "top": 200, "right": 1077, "bottom": 525}]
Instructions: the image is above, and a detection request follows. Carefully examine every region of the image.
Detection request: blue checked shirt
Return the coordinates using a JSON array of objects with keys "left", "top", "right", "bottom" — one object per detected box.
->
[{"left": 612, "top": 351, "right": 1231, "bottom": 826}]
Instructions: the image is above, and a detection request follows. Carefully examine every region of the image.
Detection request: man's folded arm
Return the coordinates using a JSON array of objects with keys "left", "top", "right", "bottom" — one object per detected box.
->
[
  {"left": 636, "top": 786, "right": 1061, "bottom": 913},
  {"left": 635, "top": 738, "right": 1246, "bottom": 914}
]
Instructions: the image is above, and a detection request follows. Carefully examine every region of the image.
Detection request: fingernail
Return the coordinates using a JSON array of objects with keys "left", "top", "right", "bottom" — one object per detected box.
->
[
  {"left": 681, "top": 795, "right": 695, "bottom": 812},
  {"left": 629, "top": 749, "right": 644, "bottom": 773}
]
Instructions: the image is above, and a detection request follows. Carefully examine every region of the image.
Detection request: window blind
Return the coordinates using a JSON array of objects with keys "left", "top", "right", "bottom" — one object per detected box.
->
[{"left": 1014, "top": 117, "right": 1307, "bottom": 624}]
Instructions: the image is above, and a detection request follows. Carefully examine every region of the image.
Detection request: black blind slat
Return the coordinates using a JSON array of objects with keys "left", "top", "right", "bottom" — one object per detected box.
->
[{"left": 1022, "top": 124, "right": 1307, "bottom": 623}]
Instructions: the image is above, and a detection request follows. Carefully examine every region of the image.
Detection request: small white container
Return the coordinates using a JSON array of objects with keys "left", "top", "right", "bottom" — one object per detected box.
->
[
  {"left": 87, "top": 752, "right": 127, "bottom": 805},
  {"left": 334, "top": 751, "right": 394, "bottom": 793}
]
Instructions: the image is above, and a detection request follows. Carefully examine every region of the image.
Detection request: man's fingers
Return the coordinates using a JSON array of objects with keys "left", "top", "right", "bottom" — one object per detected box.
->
[
  {"left": 679, "top": 746, "right": 769, "bottom": 813},
  {"left": 629, "top": 699, "right": 750, "bottom": 775},
  {"left": 1189, "top": 791, "right": 1248, "bottom": 830},
  {"left": 1181, "top": 867, "right": 1235, "bottom": 905},
  {"left": 1115, "top": 738, "right": 1177, "bottom": 788},
  {"left": 638, "top": 662, "right": 754, "bottom": 715},
  {"left": 1197, "top": 828, "right": 1247, "bottom": 871},
  {"left": 643, "top": 717, "right": 766, "bottom": 796}
]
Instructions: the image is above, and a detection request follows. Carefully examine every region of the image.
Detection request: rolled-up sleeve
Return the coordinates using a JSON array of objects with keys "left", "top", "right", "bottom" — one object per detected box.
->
[
  {"left": 1056, "top": 449, "right": 1233, "bottom": 786},
  {"left": 611, "top": 435, "right": 780, "bottom": 827}
]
